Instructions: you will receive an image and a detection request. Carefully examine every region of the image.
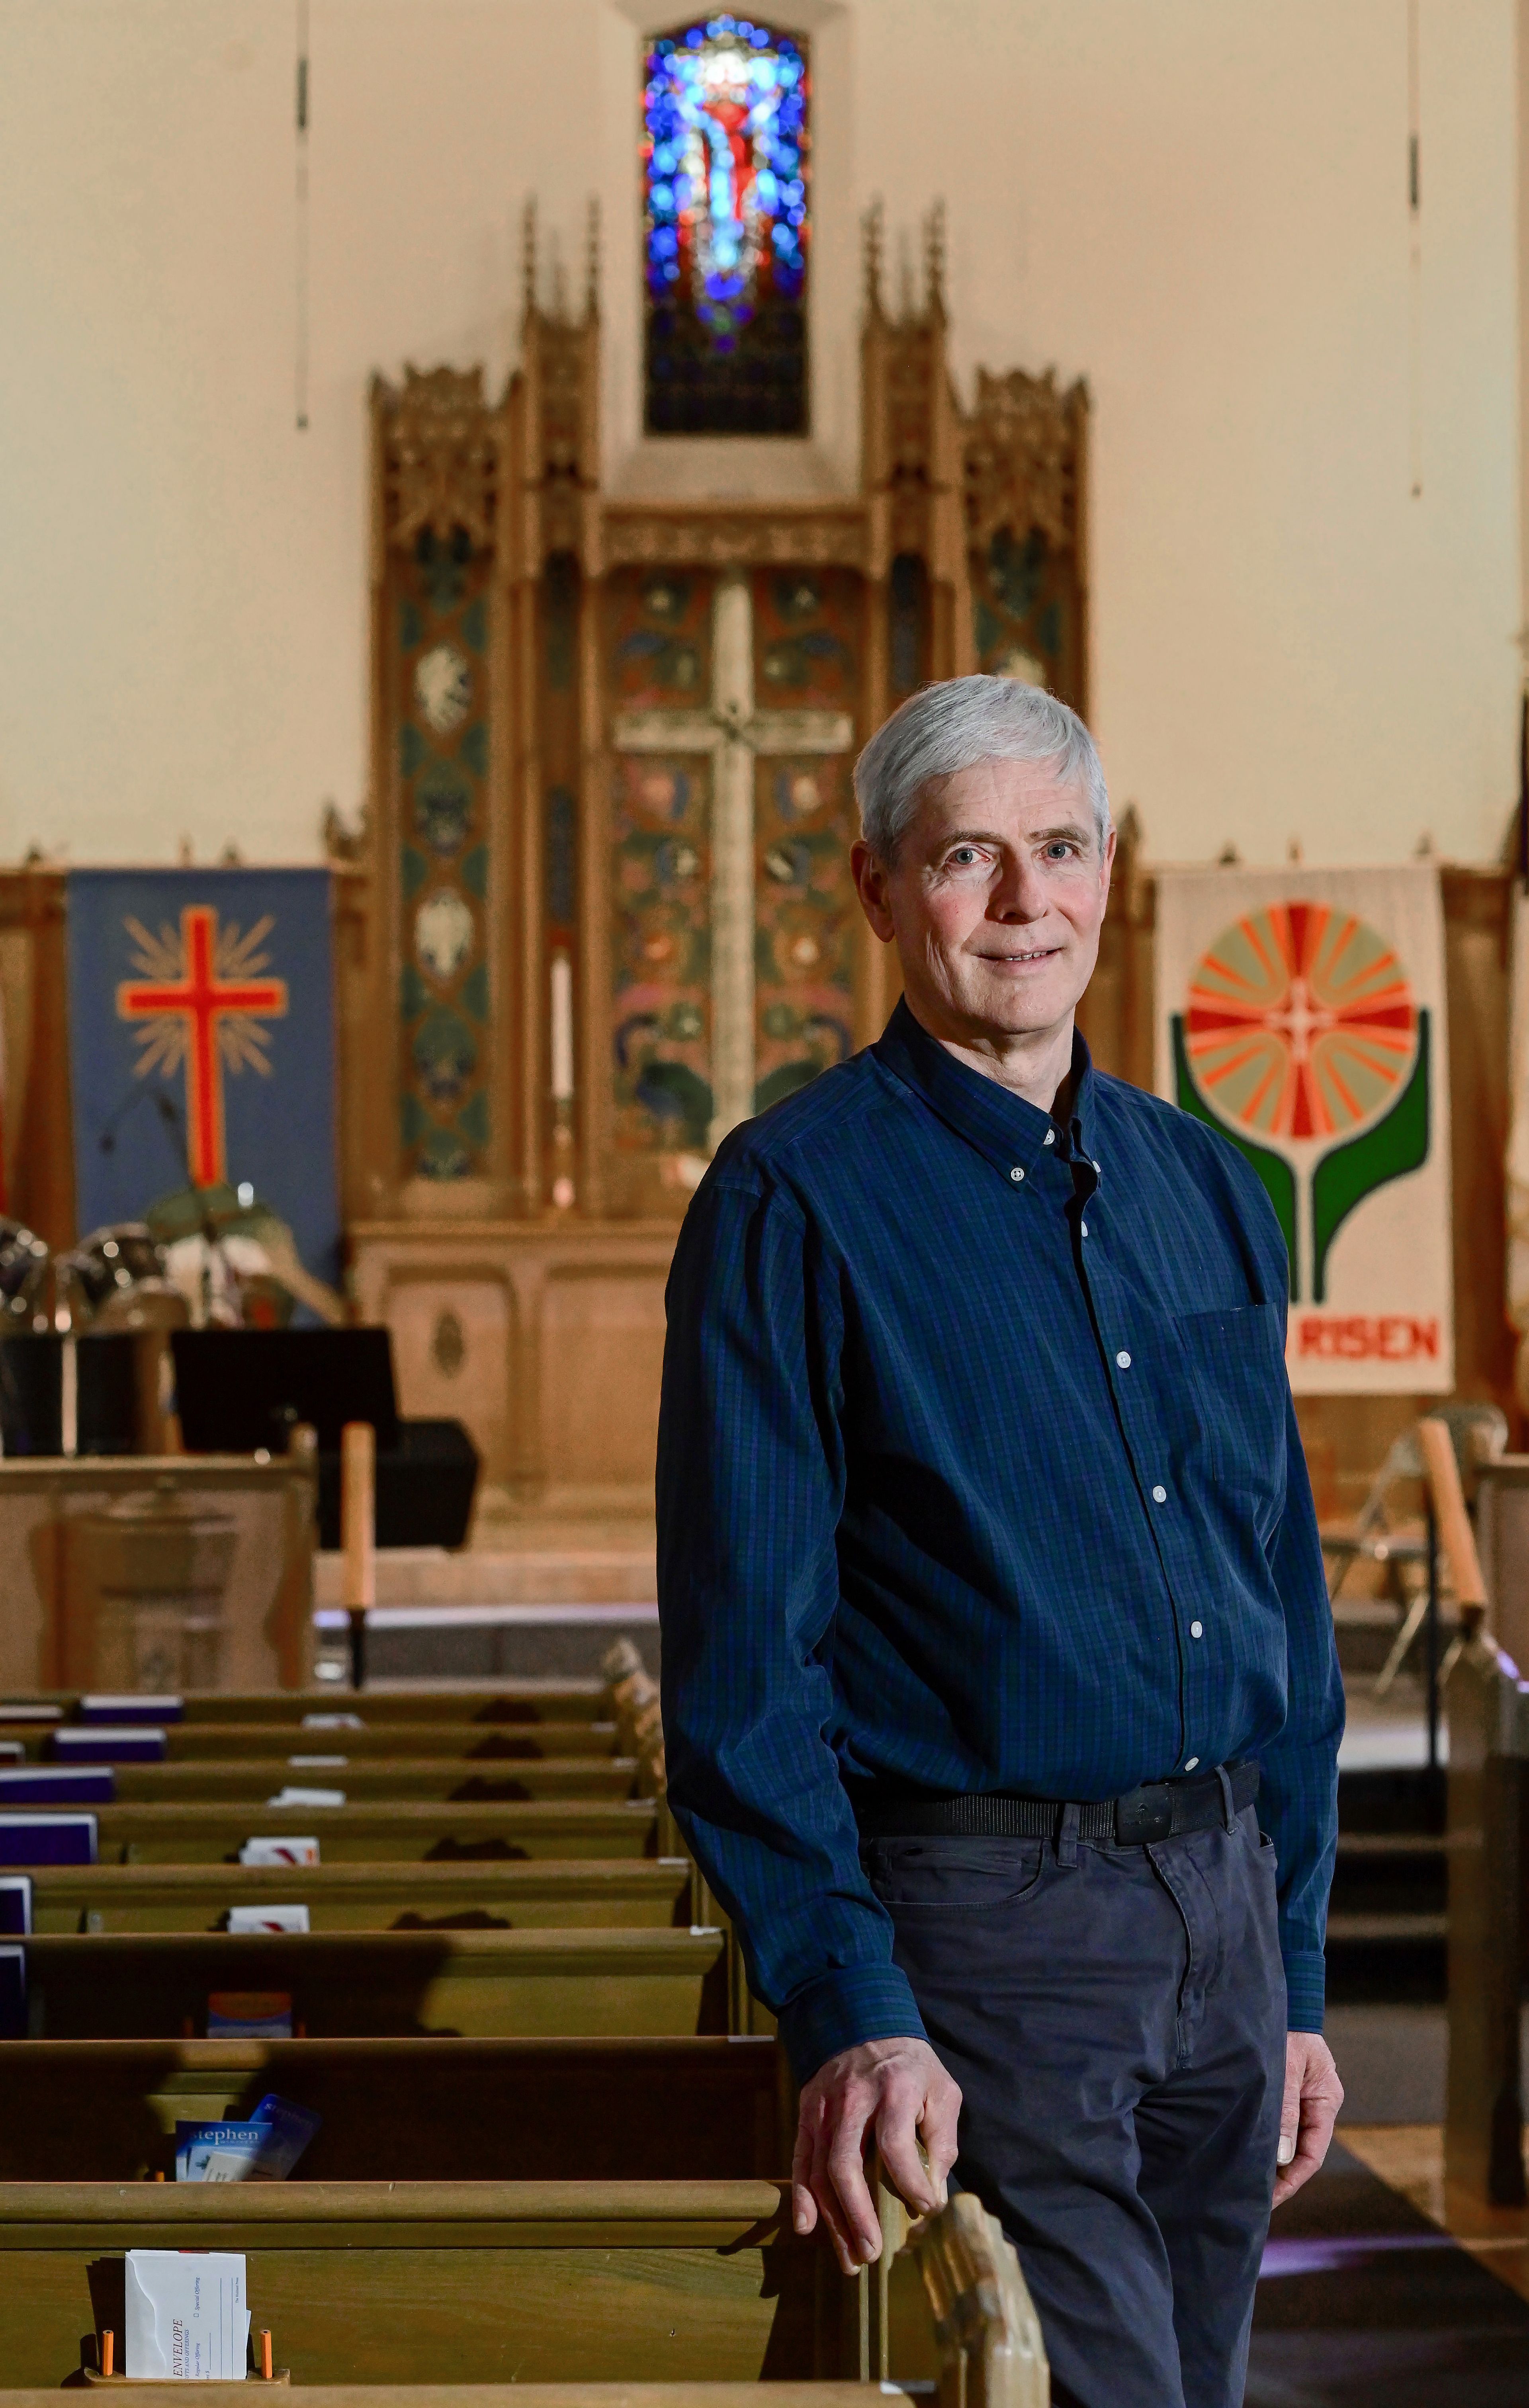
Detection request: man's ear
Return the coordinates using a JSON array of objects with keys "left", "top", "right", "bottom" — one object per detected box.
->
[{"left": 851, "top": 838, "right": 897, "bottom": 945}]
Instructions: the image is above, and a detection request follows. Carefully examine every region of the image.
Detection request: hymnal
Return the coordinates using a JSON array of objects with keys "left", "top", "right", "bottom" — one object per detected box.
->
[{"left": 0, "top": 1813, "right": 98, "bottom": 1865}]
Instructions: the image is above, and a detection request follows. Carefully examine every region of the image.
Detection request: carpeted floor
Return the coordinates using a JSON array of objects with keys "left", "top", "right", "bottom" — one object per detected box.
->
[{"left": 1246, "top": 2142, "right": 1529, "bottom": 2404}]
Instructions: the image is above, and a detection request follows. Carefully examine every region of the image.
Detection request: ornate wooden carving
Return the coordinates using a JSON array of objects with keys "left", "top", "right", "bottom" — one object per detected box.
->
[
  {"left": 602, "top": 506, "right": 866, "bottom": 571},
  {"left": 373, "top": 366, "right": 502, "bottom": 553},
  {"left": 963, "top": 367, "right": 1087, "bottom": 559}
]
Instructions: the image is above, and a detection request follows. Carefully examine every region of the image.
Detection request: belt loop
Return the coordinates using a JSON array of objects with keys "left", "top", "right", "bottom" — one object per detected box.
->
[
  {"left": 1215, "top": 1765, "right": 1236, "bottom": 1834},
  {"left": 1056, "top": 1801, "right": 1080, "bottom": 1869}
]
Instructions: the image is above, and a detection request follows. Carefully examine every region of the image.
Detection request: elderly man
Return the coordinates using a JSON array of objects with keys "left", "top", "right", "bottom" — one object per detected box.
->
[{"left": 657, "top": 675, "right": 1344, "bottom": 2408}]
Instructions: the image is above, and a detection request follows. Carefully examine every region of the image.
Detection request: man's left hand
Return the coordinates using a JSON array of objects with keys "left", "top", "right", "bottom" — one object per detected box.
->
[{"left": 1273, "top": 2031, "right": 1343, "bottom": 2208}]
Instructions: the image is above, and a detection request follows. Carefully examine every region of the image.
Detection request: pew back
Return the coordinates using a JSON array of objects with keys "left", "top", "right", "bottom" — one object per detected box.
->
[
  {"left": 28, "top": 1859, "right": 694, "bottom": 1933},
  {"left": 0, "top": 2036, "right": 792, "bottom": 2182},
  {"left": 0, "top": 2182, "right": 838, "bottom": 2388},
  {"left": 76, "top": 1800, "right": 658, "bottom": 1863},
  {"left": 23, "top": 1928, "right": 729, "bottom": 2040}
]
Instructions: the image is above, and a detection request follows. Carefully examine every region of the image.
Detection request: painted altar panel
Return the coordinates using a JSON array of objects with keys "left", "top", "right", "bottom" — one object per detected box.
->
[
  {"left": 749, "top": 566, "right": 862, "bottom": 1111},
  {"left": 395, "top": 532, "right": 495, "bottom": 1184},
  {"left": 606, "top": 565, "right": 718, "bottom": 1184}
]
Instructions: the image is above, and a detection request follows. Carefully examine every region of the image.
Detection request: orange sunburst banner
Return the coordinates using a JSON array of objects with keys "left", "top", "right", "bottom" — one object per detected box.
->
[{"left": 1156, "top": 867, "right": 1451, "bottom": 1396}]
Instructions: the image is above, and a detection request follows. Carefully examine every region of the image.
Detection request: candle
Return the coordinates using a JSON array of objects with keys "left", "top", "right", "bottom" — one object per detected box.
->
[{"left": 551, "top": 952, "right": 574, "bottom": 1102}]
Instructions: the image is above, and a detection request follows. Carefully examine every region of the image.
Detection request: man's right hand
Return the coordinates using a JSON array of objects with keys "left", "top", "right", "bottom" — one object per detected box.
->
[{"left": 791, "top": 2036, "right": 962, "bottom": 2275}]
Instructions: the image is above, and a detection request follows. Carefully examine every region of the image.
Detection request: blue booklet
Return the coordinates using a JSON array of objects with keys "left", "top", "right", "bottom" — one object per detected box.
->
[
  {"left": 0, "top": 1767, "right": 113, "bottom": 1806},
  {"left": 0, "top": 1877, "right": 31, "bottom": 1935},
  {"left": 175, "top": 2094, "right": 321, "bottom": 2181}
]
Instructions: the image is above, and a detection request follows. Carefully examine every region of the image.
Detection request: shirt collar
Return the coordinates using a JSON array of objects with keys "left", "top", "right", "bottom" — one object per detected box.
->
[{"left": 874, "top": 996, "right": 1097, "bottom": 1182}]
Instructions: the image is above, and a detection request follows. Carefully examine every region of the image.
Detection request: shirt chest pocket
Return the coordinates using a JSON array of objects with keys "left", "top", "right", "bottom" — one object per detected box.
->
[{"left": 1173, "top": 1301, "right": 1287, "bottom": 1527}]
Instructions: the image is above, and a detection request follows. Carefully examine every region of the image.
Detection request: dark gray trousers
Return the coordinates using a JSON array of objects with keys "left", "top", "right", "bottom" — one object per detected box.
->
[{"left": 862, "top": 1800, "right": 1286, "bottom": 2408}]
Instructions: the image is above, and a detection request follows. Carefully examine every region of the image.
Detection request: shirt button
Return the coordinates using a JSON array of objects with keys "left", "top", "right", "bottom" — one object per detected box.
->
[
  {"left": 1185, "top": 1756, "right": 1200, "bottom": 1772},
  {"left": 1080, "top": 1221, "right": 1089, "bottom": 1237},
  {"left": 1190, "top": 1621, "right": 1203, "bottom": 1639},
  {"left": 1043, "top": 1130, "right": 1055, "bottom": 1146},
  {"left": 1091, "top": 1159, "right": 1101, "bottom": 1173},
  {"left": 1010, "top": 1167, "right": 1025, "bottom": 1183},
  {"left": 1115, "top": 1350, "right": 1131, "bottom": 1369},
  {"left": 1152, "top": 1484, "right": 1167, "bottom": 1504}
]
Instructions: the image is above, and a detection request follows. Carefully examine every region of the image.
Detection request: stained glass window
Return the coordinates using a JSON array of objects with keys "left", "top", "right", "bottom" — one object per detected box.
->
[{"left": 643, "top": 17, "right": 809, "bottom": 437}]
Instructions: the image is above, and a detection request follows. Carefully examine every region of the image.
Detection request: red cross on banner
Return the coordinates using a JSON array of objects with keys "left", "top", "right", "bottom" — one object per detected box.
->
[{"left": 116, "top": 905, "right": 289, "bottom": 1189}]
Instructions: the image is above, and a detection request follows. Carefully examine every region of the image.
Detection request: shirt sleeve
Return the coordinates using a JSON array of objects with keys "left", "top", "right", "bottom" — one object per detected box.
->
[
  {"left": 1257, "top": 1381, "right": 1345, "bottom": 2031},
  {"left": 657, "top": 1163, "right": 927, "bottom": 2086}
]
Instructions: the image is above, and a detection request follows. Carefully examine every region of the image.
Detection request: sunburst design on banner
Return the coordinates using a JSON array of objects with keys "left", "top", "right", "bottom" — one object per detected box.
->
[{"left": 1185, "top": 901, "right": 1417, "bottom": 1143}]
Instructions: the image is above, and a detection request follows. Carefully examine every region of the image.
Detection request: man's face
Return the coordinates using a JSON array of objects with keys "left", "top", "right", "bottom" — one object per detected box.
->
[{"left": 851, "top": 754, "right": 1115, "bottom": 1048}]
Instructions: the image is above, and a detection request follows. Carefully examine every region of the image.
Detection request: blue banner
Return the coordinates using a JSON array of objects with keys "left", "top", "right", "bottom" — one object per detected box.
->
[{"left": 66, "top": 869, "right": 340, "bottom": 1285}]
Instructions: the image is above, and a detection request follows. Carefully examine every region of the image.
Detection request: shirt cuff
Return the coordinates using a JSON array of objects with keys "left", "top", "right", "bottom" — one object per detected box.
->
[
  {"left": 775, "top": 1963, "right": 929, "bottom": 2088},
  {"left": 1282, "top": 1945, "right": 1327, "bottom": 2034}
]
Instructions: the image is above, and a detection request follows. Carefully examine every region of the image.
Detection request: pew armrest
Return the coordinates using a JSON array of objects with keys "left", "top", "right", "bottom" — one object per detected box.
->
[{"left": 913, "top": 2191, "right": 1049, "bottom": 2408}]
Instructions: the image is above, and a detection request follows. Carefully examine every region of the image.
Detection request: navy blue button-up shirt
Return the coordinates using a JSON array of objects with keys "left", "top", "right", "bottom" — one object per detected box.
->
[{"left": 657, "top": 999, "right": 1343, "bottom": 2084}]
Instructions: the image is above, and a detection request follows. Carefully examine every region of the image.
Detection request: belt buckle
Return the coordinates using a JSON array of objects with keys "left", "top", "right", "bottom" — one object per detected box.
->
[{"left": 1115, "top": 1783, "right": 1173, "bottom": 1844}]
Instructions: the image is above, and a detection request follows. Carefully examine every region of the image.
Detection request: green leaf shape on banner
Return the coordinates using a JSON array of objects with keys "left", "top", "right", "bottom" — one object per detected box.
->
[
  {"left": 1171, "top": 1015, "right": 1298, "bottom": 1300},
  {"left": 1309, "top": 1006, "right": 1429, "bottom": 1304}
]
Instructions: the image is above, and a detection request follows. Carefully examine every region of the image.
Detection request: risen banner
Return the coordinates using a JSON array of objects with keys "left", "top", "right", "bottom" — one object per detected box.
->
[{"left": 1154, "top": 865, "right": 1451, "bottom": 1395}]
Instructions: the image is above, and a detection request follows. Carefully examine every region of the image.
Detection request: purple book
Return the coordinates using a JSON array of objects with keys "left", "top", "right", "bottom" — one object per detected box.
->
[
  {"left": 0, "top": 1767, "right": 114, "bottom": 1806},
  {"left": 0, "top": 1814, "right": 98, "bottom": 1866},
  {"left": 78, "top": 1695, "right": 183, "bottom": 1726},
  {"left": 0, "top": 1877, "right": 31, "bottom": 1934},
  {"left": 51, "top": 1728, "right": 166, "bottom": 1765}
]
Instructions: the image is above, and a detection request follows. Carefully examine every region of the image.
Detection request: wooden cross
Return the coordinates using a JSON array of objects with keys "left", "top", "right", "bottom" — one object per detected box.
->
[
  {"left": 613, "top": 569, "right": 853, "bottom": 1147},
  {"left": 117, "top": 905, "right": 288, "bottom": 1189}
]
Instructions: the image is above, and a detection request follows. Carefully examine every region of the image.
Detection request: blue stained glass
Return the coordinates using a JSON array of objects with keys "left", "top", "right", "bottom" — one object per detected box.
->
[{"left": 643, "top": 16, "right": 809, "bottom": 434}]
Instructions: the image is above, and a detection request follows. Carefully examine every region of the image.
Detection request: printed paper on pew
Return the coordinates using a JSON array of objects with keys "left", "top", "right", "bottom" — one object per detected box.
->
[
  {"left": 207, "top": 1990, "right": 294, "bottom": 2039},
  {"left": 239, "top": 1836, "right": 320, "bottom": 1867},
  {"left": 300, "top": 1713, "right": 363, "bottom": 1730},
  {"left": 227, "top": 1904, "right": 309, "bottom": 1934},
  {"left": 176, "top": 2094, "right": 321, "bottom": 2182},
  {"left": 287, "top": 1756, "right": 348, "bottom": 1769},
  {"left": 124, "top": 2249, "right": 249, "bottom": 2377},
  {"left": 264, "top": 1787, "right": 346, "bottom": 1809}
]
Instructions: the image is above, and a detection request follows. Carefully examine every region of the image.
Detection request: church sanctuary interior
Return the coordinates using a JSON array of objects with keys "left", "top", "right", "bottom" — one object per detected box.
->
[{"left": 3, "top": 0, "right": 1529, "bottom": 2396}]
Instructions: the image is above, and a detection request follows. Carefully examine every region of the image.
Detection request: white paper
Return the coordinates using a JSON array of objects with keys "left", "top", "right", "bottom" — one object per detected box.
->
[
  {"left": 300, "top": 1713, "right": 363, "bottom": 1730},
  {"left": 239, "top": 1836, "right": 320, "bottom": 1867},
  {"left": 125, "top": 2250, "right": 249, "bottom": 2380},
  {"left": 264, "top": 1787, "right": 345, "bottom": 1808},
  {"left": 287, "top": 1755, "right": 347, "bottom": 1769},
  {"left": 227, "top": 1904, "right": 309, "bottom": 1934}
]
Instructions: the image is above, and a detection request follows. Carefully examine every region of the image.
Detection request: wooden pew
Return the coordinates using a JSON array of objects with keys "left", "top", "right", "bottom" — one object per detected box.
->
[
  {"left": 21, "top": 1926, "right": 730, "bottom": 2039},
  {"left": 1443, "top": 1613, "right": 1529, "bottom": 2204},
  {"left": 27, "top": 1857, "right": 695, "bottom": 1933},
  {"left": 90, "top": 1759, "right": 641, "bottom": 1803},
  {"left": 65, "top": 1798, "right": 660, "bottom": 1863},
  {"left": 0, "top": 2181, "right": 1044, "bottom": 2397},
  {"left": 0, "top": 2180, "right": 839, "bottom": 2387},
  {"left": 5, "top": 1684, "right": 607, "bottom": 1727},
  {"left": 125, "top": 1721, "right": 620, "bottom": 1764},
  {"left": 14, "top": 2390, "right": 880, "bottom": 2408},
  {"left": 0, "top": 2035, "right": 792, "bottom": 2181}
]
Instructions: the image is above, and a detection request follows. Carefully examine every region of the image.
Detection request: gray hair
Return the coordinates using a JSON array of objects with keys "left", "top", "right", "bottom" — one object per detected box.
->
[{"left": 854, "top": 674, "right": 1111, "bottom": 862}]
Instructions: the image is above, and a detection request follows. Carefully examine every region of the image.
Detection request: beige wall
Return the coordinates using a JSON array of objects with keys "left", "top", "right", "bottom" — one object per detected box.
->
[{"left": 0, "top": 0, "right": 1519, "bottom": 870}]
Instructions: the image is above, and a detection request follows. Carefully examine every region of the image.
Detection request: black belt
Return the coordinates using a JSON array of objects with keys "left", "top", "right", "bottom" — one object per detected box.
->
[{"left": 853, "top": 1758, "right": 1259, "bottom": 1846}]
